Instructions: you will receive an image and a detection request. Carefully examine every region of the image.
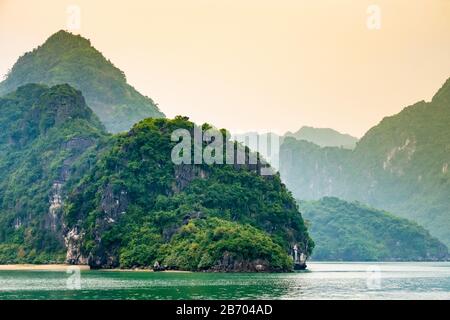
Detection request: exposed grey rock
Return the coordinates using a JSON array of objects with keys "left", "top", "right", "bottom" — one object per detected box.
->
[
  {"left": 65, "top": 226, "right": 88, "bottom": 265},
  {"left": 172, "top": 164, "right": 208, "bottom": 193},
  {"left": 210, "top": 252, "right": 272, "bottom": 272}
]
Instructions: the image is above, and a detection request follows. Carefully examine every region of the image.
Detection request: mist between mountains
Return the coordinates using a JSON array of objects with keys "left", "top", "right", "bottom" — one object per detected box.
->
[{"left": 171, "top": 127, "right": 280, "bottom": 176}]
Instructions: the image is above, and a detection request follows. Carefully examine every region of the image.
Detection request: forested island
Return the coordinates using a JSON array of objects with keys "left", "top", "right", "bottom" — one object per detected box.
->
[{"left": 0, "top": 30, "right": 448, "bottom": 272}]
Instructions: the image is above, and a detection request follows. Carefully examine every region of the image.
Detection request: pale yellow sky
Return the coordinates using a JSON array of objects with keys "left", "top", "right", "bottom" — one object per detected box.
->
[{"left": 1, "top": 0, "right": 449, "bottom": 137}]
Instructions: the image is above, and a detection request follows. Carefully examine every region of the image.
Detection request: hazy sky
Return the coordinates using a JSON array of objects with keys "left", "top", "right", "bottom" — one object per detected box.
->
[{"left": 1, "top": 0, "right": 449, "bottom": 137}]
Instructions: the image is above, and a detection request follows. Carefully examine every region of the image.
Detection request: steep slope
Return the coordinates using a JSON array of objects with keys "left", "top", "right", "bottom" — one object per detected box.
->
[
  {"left": 280, "top": 77, "right": 450, "bottom": 246},
  {"left": 0, "top": 30, "right": 164, "bottom": 133},
  {"left": 300, "top": 197, "right": 448, "bottom": 261},
  {"left": 285, "top": 126, "right": 358, "bottom": 149},
  {"left": 280, "top": 138, "right": 352, "bottom": 200},
  {"left": 64, "top": 117, "right": 314, "bottom": 271},
  {"left": 0, "top": 84, "right": 108, "bottom": 263}
]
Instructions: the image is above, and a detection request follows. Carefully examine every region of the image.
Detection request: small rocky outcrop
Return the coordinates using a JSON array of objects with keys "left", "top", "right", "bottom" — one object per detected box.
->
[
  {"left": 65, "top": 226, "right": 88, "bottom": 265},
  {"left": 64, "top": 183, "right": 129, "bottom": 267},
  {"left": 172, "top": 164, "right": 208, "bottom": 193},
  {"left": 45, "top": 137, "right": 96, "bottom": 244},
  {"left": 100, "top": 184, "right": 129, "bottom": 221}
]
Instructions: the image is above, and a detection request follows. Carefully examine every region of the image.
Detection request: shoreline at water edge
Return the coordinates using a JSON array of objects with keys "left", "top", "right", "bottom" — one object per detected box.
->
[
  {"left": 0, "top": 264, "right": 90, "bottom": 271},
  {"left": 0, "top": 264, "right": 193, "bottom": 273}
]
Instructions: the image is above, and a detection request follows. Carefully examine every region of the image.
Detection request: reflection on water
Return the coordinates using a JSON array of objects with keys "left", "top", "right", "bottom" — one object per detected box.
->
[{"left": 0, "top": 262, "right": 449, "bottom": 300}]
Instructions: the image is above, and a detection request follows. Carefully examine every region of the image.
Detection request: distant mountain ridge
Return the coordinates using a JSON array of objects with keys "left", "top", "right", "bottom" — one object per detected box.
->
[
  {"left": 280, "top": 77, "right": 450, "bottom": 247},
  {"left": 0, "top": 30, "right": 165, "bottom": 133},
  {"left": 232, "top": 127, "right": 357, "bottom": 168},
  {"left": 285, "top": 126, "right": 358, "bottom": 149}
]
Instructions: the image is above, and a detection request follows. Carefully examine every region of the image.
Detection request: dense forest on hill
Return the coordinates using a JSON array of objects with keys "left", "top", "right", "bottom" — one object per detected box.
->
[{"left": 300, "top": 197, "right": 448, "bottom": 261}]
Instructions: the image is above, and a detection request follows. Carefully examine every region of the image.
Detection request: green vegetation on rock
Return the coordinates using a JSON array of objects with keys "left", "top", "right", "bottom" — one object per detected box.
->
[
  {"left": 0, "top": 84, "right": 312, "bottom": 270},
  {"left": 0, "top": 84, "right": 108, "bottom": 263},
  {"left": 65, "top": 117, "right": 313, "bottom": 271},
  {"left": 300, "top": 197, "right": 448, "bottom": 261}
]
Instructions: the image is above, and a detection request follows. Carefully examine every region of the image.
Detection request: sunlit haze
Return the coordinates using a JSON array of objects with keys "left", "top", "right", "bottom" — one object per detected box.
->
[{"left": 1, "top": 0, "right": 450, "bottom": 137}]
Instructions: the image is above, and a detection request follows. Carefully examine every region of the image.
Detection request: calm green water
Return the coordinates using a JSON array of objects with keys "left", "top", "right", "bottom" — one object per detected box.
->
[{"left": 0, "top": 262, "right": 449, "bottom": 300}]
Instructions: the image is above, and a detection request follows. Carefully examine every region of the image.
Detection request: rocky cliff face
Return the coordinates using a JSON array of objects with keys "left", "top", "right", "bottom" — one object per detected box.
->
[
  {"left": 210, "top": 253, "right": 272, "bottom": 272},
  {"left": 65, "top": 226, "right": 88, "bottom": 265},
  {"left": 44, "top": 136, "right": 97, "bottom": 245},
  {"left": 172, "top": 164, "right": 209, "bottom": 193},
  {"left": 66, "top": 182, "right": 130, "bottom": 268},
  {"left": 0, "top": 84, "right": 107, "bottom": 263}
]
